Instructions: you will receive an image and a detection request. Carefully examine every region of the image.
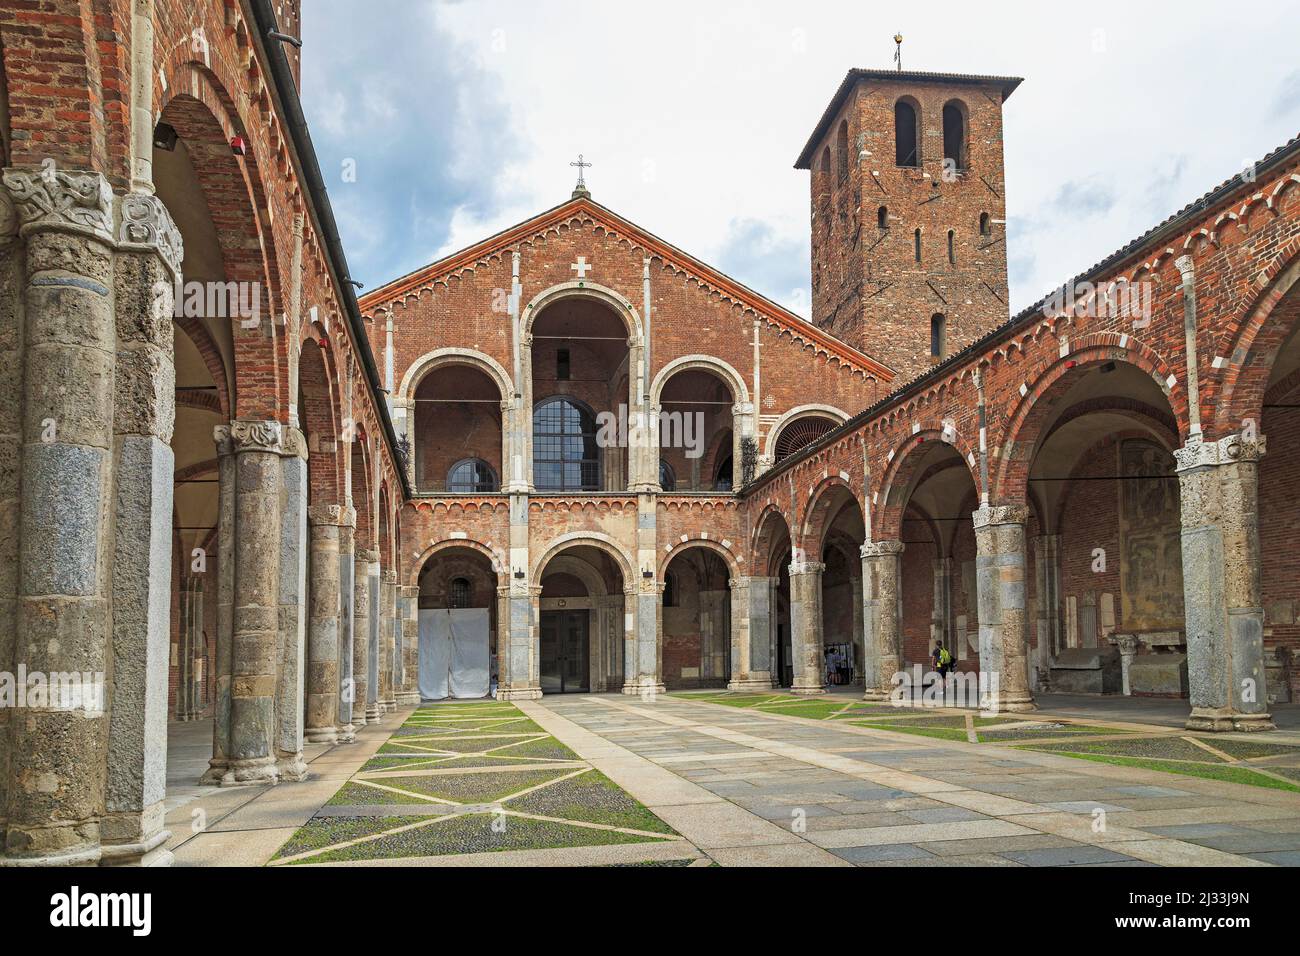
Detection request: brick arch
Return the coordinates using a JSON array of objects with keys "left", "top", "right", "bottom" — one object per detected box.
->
[
  {"left": 992, "top": 341, "right": 1180, "bottom": 508},
  {"left": 298, "top": 332, "right": 342, "bottom": 507},
  {"left": 378, "top": 482, "right": 394, "bottom": 572},
  {"left": 531, "top": 532, "right": 635, "bottom": 585},
  {"left": 174, "top": 315, "right": 232, "bottom": 419},
  {"left": 798, "top": 474, "right": 862, "bottom": 558},
  {"left": 658, "top": 538, "right": 741, "bottom": 579},
  {"left": 649, "top": 354, "right": 750, "bottom": 407},
  {"left": 873, "top": 425, "right": 980, "bottom": 542},
  {"left": 1050, "top": 427, "right": 1179, "bottom": 533},
  {"left": 750, "top": 504, "right": 793, "bottom": 577},
  {"left": 1213, "top": 241, "right": 1300, "bottom": 438},
  {"left": 398, "top": 347, "right": 513, "bottom": 403},
  {"left": 409, "top": 538, "right": 503, "bottom": 590},
  {"left": 523, "top": 281, "right": 643, "bottom": 344},
  {"left": 352, "top": 429, "right": 374, "bottom": 551},
  {"left": 157, "top": 65, "right": 286, "bottom": 422}
]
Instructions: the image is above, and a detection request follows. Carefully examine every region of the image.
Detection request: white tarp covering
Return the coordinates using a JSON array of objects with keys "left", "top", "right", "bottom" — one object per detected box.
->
[{"left": 418, "top": 608, "right": 490, "bottom": 700}]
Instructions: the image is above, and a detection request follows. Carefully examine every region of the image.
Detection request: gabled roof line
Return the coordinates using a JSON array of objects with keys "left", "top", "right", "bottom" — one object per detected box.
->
[{"left": 359, "top": 196, "right": 895, "bottom": 382}]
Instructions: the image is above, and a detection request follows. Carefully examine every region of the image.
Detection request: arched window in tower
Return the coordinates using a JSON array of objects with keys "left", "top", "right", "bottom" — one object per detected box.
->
[
  {"left": 447, "top": 457, "right": 498, "bottom": 493},
  {"left": 979, "top": 212, "right": 992, "bottom": 236},
  {"left": 877, "top": 205, "right": 888, "bottom": 229},
  {"left": 533, "top": 397, "right": 600, "bottom": 491},
  {"left": 931, "top": 313, "right": 946, "bottom": 359},
  {"left": 449, "top": 577, "right": 471, "bottom": 609},
  {"left": 894, "top": 98, "right": 920, "bottom": 168},
  {"left": 914, "top": 228, "right": 922, "bottom": 263},
  {"left": 942, "top": 100, "right": 968, "bottom": 170},
  {"left": 659, "top": 459, "right": 676, "bottom": 492},
  {"left": 835, "top": 119, "right": 850, "bottom": 184},
  {"left": 947, "top": 229, "right": 956, "bottom": 265}
]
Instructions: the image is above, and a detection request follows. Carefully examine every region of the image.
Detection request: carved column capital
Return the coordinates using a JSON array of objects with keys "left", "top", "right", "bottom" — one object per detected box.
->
[
  {"left": 356, "top": 548, "right": 380, "bottom": 564},
  {"left": 972, "top": 504, "right": 1028, "bottom": 530},
  {"left": 229, "top": 419, "right": 284, "bottom": 455},
  {"left": 213, "top": 424, "right": 234, "bottom": 458},
  {"left": 1174, "top": 433, "right": 1266, "bottom": 472},
  {"left": 861, "top": 540, "right": 905, "bottom": 559},
  {"left": 788, "top": 560, "right": 826, "bottom": 576},
  {"left": 117, "top": 191, "right": 183, "bottom": 280},
  {"left": 308, "top": 503, "right": 344, "bottom": 527},
  {"left": 1, "top": 164, "right": 113, "bottom": 243},
  {"left": 280, "top": 426, "right": 308, "bottom": 460}
]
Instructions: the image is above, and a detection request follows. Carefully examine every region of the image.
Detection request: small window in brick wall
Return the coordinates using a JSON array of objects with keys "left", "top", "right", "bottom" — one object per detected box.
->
[
  {"left": 980, "top": 212, "right": 991, "bottom": 236},
  {"left": 556, "top": 348, "right": 571, "bottom": 380},
  {"left": 914, "top": 229, "right": 922, "bottom": 263},
  {"left": 450, "top": 577, "right": 471, "bottom": 609},
  {"left": 877, "top": 206, "right": 888, "bottom": 229},
  {"left": 931, "top": 314, "right": 946, "bottom": 358},
  {"left": 947, "top": 230, "right": 956, "bottom": 265}
]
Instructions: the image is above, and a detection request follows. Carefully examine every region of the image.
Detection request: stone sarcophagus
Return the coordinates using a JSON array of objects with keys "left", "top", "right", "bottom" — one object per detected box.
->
[
  {"left": 1123, "top": 631, "right": 1189, "bottom": 698},
  {"left": 1049, "top": 646, "right": 1122, "bottom": 695}
]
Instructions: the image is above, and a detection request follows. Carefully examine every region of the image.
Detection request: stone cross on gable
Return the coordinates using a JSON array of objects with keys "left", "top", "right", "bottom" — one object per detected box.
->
[{"left": 571, "top": 256, "right": 593, "bottom": 280}]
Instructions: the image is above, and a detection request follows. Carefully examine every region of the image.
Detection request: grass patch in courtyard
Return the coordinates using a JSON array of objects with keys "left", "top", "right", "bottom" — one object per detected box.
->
[
  {"left": 272, "top": 815, "right": 445, "bottom": 860},
  {"left": 1024, "top": 750, "right": 1300, "bottom": 793},
  {"left": 507, "top": 770, "right": 678, "bottom": 833}
]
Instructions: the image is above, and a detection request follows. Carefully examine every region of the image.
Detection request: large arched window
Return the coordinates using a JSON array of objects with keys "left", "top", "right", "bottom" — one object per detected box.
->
[
  {"left": 942, "top": 100, "right": 968, "bottom": 170},
  {"left": 533, "top": 397, "right": 600, "bottom": 491},
  {"left": 659, "top": 459, "right": 676, "bottom": 492},
  {"left": 447, "top": 458, "right": 498, "bottom": 493},
  {"left": 894, "top": 98, "right": 920, "bottom": 167}
]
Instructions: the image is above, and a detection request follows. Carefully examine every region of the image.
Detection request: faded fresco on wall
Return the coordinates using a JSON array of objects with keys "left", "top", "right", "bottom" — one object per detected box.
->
[{"left": 1118, "top": 439, "right": 1185, "bottom": 630}]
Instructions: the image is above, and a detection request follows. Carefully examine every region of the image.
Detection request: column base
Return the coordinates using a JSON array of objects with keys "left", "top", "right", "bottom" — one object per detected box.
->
[
  {"left": 790, "top": 682, "right": 827, "bottom": 697},
  {"left": 862, "top": 688, "right": 890, "bottom": 702},
  {"left": 622, "top": 680, "right": 666, "bottom": 697},
  {"left": 337, "top": 723, "right": 356, "bottom": 743},
  {"left": 99, "top": 827, "right": 173, "bottom": 867},
  {"left": 727, "top": 677, "right": 774, "bottom": 692},
  {"left": 0, "top": 842, "right": 102, "bottom": 867},
  {"left": 497, "top": 685, "right": 543, "bottom": 701},
  {"left": 365, "top": 705, "right": 382, "bottom": 722},
  {"left": 381, "top": 697, "right": 397, "bottom": 712},
  {"left": 199, "top": 760, "right": 233, "bottom": 787},
  {"left": 981, "top": 692, "right": 1037, "bottom": 715},
  {"left": 276, "top": 754, "right": 309, "bottom": 782},
  {"left": 222, "top": 757, "right": 281, "bottom": 787},
  {"left": 1186, "top": 707, "right": 1276, "bottom": 733},
  {"left": 305, "top": 726, "right": 340, "bottom": 744},
  {"left": 396, "top": 692, "right": 421, "bottom": 705},
  {"left": 352, "top": 714, "right": 368, "bottom": 729}
]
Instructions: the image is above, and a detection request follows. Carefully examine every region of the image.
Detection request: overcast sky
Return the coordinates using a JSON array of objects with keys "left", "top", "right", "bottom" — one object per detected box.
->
[{"left": 302, "top": 0, "right": 1300, "bottom": 318}]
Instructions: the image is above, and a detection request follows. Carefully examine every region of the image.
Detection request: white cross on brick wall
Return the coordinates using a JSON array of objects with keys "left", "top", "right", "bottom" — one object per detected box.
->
[{"left": 571, "top": 256, "right": 592, "bottom": 279}]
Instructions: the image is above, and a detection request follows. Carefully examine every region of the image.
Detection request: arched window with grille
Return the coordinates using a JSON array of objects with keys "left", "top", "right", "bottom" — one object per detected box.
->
[
  {"left": 533, "top": 397, "right": 600, "bottom": 491},
  {"left": 449, "top": 577, "right": 472, "bottom": 609},
  {"left": 447, "top": 458, "right": 498, "bottom": 493},
  {"left": 774, "top": 415, "right": 839, "bottom": 463}
]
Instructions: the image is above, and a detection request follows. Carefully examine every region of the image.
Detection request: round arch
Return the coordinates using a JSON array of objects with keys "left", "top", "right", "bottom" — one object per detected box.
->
[
  {"left": 531, "top": 532, "right": 636, "bottom": 584},
  {"left": 751, "top": 504, "right": 795, "bottom": 577},
  {"left": 650, "top": 354, "right": 750, "bottom": 407},
  {"left": 522, "top": 281, "right": 643, "bottom": 344},
  {"left": 800, "top": 475, "right": 863, "bottom": 555},
  {"left": 765, "top": 404, "right": 848, "bottom": 463},
  {"left": 408, "top": 537, "right": 504, "bottom": 588},
  {"left": 541, "top": 554, "right": 609, "bottom": 597},
  {"left": 658, "top": 538, "right": 741, "bottom": 579},
  {"left": 873, "top": 426, "right": 981, "bottom": 542},
  {"left": 397, "top": 346, "right": 514, "bottom": 403},
  {"left": 992, "top": 343, "right": 1181, "bottom": 506}
]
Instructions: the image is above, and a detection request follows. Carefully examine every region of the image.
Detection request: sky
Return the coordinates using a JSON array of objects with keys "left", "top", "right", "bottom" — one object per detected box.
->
[{"left": 302, "top": 0, "right": 1300, "bottom": 318}]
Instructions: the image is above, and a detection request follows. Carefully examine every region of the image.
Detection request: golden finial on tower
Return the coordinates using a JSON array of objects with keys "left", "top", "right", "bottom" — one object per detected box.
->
[{"left": 894, "top": 33, "right": 904, "bottom": 71}]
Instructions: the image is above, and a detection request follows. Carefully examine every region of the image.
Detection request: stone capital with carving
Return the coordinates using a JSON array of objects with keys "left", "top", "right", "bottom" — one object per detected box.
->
[
  {"left": 1174, "top": 433, "right": 1266, "bottom": 473},
  {"left": 229, "top": 419, "right": 284, "bottom": 455},
  {"left": 117, "top": 191, "right": 183, "bottom": 280},
  {"left": 382, "top": 569, "right": 397, "bottom": 584},
  {"left": 280, "top": 426, "right": 308, "bottom": 460},
  {"left": 788, "top": 560, "right": 826, "bottom": 576},
  {"left": 213, "top": 424, "right": 234, "bottom": 458},
  {"left": 1, "top": 164, "right": 113, "bottom": 242},
  {"left": 308, "top": 503, "right": 344, "bottom": 527},
  {"left": 861, "top": 540, "right": 905, "bottom": 559},
  {"left": 971, "top": 504, "right": 1029, "bottom": 530},
  {"left": 356, "top": 548, "right": 380, "bottom": 564}
]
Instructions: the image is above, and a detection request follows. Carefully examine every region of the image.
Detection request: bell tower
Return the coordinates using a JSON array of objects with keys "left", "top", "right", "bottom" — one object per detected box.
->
[{"left": 796, "top": 67, "right": 1021, "bottom": 384}]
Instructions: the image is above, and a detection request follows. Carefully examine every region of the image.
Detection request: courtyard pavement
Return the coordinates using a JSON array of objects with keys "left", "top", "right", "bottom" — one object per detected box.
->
[{"left": 161, "top": 692, "right": 1300, "bottom": 866}]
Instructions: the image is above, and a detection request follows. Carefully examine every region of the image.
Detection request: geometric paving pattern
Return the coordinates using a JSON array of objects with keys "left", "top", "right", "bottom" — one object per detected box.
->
[
  {"left": 671, "top": 691, "right": 1300, "bottom": 791},
  {"left": 269, "top": 701, "right": 685, "bottom": 866}
]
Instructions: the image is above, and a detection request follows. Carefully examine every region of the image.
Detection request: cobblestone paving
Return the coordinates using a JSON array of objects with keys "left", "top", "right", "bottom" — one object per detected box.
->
[
  {"left": 268, "top": 701, "right": 696, "bottom": 866},
  {"left": 532, "top": 693, "right": 1300, "bottom": 867}
]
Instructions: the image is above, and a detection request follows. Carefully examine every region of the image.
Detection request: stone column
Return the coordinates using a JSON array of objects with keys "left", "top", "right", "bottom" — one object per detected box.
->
[
  {"left": 366, "top": 560, "right": 381, "bottom": 720},
  {"left": 202, "top": 427, "right": 236, "bottom": 785},
  {"left": 380, "top": 570, "right": 398, "bottom": 711},
  {"left": 305, "top": 504, "right": 343, "bottom": 743},
  {"left": 336, "top": 508, "right": 356, "bottom": 741},
  {"left": 624, "top": 579, "right": 665, "bottom": 696},
  {"left": 1032, "top": 533, "right": 1061, "bottom": 692},
  {"left": 0, "top": 194, "right": 21, "bottom": 850},
  {"left": 1113, "top": 633, "right": 1139, "bottom": 697},
  {"left": 728, "top": 576, "right": 774, "bottom": 690},
  {"left": 972, "top": 505, "right": 1036, "bottom": 713},
  {"left": 2, "top": 168, "right": 117, "bottom": 864},
  {"left": 861, "top": 541, "right": 904, "bottom": 700},
  {"left": 497, "top": 583, "right": 541, "bottom": 700},
  {"left": 1175, "top": 435, "right": 1274, "bottom": 731},
  {"left": 227, "top": 420, "right": 286, "bottom": 784},
  {"left": 930, "top": 557, "right": 952, "bottom": 656},
  {"left": 788, "top": 560, "right": 827, "bottom": 696},
  {"left": 352, "top": 549, "right": 377, "bottom": 725},
  {"left": 398, "top": 585, "right": 420, "bottom": 704},
  {"left": 104, "top": 191, "right": 182, "bottom": 865},
  {"left": 275, "top": 427, "right": 307, "bottom": 778}
]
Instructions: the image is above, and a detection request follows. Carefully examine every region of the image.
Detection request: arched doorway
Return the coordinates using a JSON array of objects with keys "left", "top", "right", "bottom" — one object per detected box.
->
[
  {"left": 536, "top": 546, "right": 627, "bottom": 693},
  {"left": 661, "top": 547, "right": 733, "bottom": 689},
  {"left": 416, "top": 544, "right": 499, "bottom": 700},
  {"left": 754, "top": 510, "right": 794, "bottom": 688}
]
